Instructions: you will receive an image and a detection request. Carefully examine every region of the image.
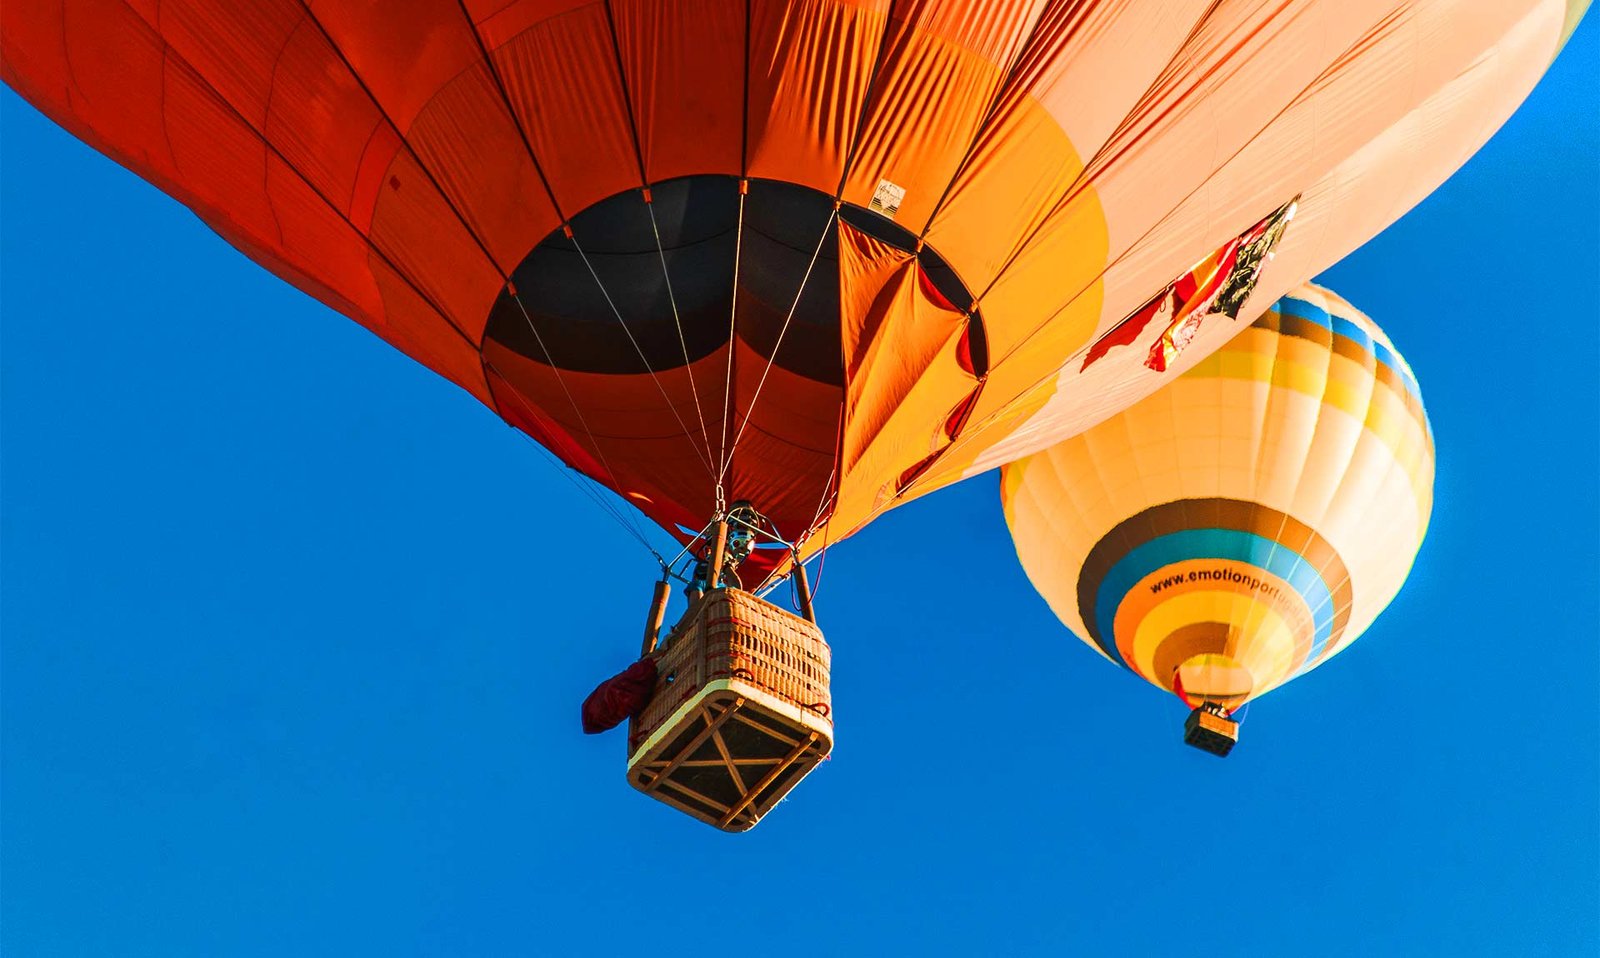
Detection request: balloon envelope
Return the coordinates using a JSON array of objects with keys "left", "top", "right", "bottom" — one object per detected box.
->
[
  {"left": 1001, "top": 284, "right": 1433, "bottom": 707},
  {"left": 1, "top": 1, "right": 1574, "bottom": 579}
]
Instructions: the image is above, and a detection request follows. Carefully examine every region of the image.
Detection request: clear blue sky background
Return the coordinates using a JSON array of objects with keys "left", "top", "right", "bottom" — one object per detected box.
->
[{"left": 3, "top": 22, "right": 1596, "bottom": 958}]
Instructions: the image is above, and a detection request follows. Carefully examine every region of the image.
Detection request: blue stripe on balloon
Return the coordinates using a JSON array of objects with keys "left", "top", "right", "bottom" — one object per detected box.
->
[
  {"left": 1276, "top": 295, "right": 1332, "bottom": 330},
  {"left": 1089, "top": 528, "right": 1335, "bottom": 668},
  {"left": 1275, "top": 295, "right": 1422, "bottom": 405}
]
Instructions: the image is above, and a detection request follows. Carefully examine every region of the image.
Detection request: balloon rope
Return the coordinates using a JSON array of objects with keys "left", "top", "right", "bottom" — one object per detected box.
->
[
  {"left": 1171, "top": 671, "right": 1197, "bottom": 710},
  {"left": 568, "top": 232, "right": 718, "bottom": 481},
  {"left": 719, "top": 206, "right": 839, "bottom": 485},
  {"left": 485, "top": 355, "right": 663, "bottom": 563},
  {"left": 715, "top": 185, "right": 747, "bottom": 508},
  {"left": 645, "top": 194, "right": 718, "bottom": 473},
  {"left": 503, "top": 292, "right": 658, "bottom": 553}
]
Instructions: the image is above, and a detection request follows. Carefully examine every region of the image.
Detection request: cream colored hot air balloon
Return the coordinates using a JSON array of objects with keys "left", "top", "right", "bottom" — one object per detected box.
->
[{"left": 1001, "top": 284, "right": 1432, "bottom": 756}]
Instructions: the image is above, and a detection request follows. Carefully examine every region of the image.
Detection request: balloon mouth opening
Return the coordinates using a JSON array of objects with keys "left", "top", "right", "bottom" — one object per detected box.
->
[
  {"left": 482, "top": 175, "right": 985, "bottom": 381},
  {"left": 1173, "top": 653, "right": 1254, "bottom": 711}
]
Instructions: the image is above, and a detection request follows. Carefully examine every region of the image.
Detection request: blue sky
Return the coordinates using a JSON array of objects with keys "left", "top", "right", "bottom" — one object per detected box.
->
[{"left": 3, "top": 22, "right": 1596, "bottom": 958}]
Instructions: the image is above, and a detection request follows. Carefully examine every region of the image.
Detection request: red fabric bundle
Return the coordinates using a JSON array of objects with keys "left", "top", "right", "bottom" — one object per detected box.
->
[{"left": 580, "top": 658, "right": 659, "bottom": 734}]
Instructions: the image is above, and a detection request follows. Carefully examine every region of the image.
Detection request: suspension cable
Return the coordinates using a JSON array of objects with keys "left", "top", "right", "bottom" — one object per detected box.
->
[
  {"left": 502, "top": 290, "right": 659, "bottom": 555},
  {"left": 485, "top": 355, "right": 664, "bottom": 565},
  {"left": 644, "top": 191, "right": 717, "bottom": 470},
  {"left": 505, "top": 413, "right": 667, "bottom": 565},
  {"left": 715, "top": 183, "right": 748, "bottom": 508},
  {"left": 568, "top": 228, "right": 718, "bottom": 481},
  {"left": 719, "top": 205, "right": 838, "bottom": 486}
]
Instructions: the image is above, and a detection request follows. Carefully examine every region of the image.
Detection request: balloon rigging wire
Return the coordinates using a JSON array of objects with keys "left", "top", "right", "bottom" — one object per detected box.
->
[
  {"left": 568, "top": 231, "right": 718, "bottom": 481},
  {"left": 503, "top": 292, "right": 660, "bottom": 556},
  {"left": 715, "top": 185, "right": 748, "bottom": 507},
  {"left": 645, "top": 193, "right": 717, "bottom": 472},
  {"left": 485, "top": 355, "right": 664, "bottom": 563},
  {"left": 719, "top": 206, "right": 839, "bottom": 485}
]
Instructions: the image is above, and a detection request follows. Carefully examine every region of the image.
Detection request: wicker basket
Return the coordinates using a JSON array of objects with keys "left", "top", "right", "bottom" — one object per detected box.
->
[
  {"left": 1184, "top": 706, "right": 1239, "bottom": 757},
  {"left": 627, "top": 588, "right": 832, "bottom": 831}
]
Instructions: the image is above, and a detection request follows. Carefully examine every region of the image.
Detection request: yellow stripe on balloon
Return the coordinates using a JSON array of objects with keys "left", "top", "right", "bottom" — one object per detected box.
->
[{"left": 1120, "top": 590, "right": 1301, "bottom": 694}]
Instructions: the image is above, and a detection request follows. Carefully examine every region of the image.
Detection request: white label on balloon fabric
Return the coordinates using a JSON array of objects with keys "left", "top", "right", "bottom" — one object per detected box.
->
[{"left": 870, "top": 179, "right": 906, "bottom": 219}]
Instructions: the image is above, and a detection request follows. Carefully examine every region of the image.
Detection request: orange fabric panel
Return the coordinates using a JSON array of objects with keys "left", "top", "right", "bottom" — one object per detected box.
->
[
  {"left": 611, "top": 0, "right": 746, "bottom": 181},
  {"left": 922, "top": 0, "right": 1212, "bottom": 297},
  {"left": 1252, "top": 0, "right": 1569, "bottom": 314},
  {"left": 483, "top": 339, "right": 724, "bottom": 530},
  {"left": 836, "top": 223, "right": 967, "bottom": 471},
  {"left": 977, "top": 0, "right": 1402, "bottom": 369},
  {"left": 837, "top": 0, "right": 1047, "bottom": 232},
  {"left": 911, "top": 0, "right": 1569, "bottom": 508},
  {"left": 2, "top": 0, "right": 181, "bottom": 192},
  {"left": 828, "top": 323, "right": 973, "bottom": 544},
  {"left": 745, "top": 0, "right": 890, "bottom": 193},
  {"left": 480, "top": 1, "right": 645, "bottom": 216},
  {"left": 725, "top": 347, "right": 844, "bottom": 539},
  {"left": 821, "top": 224, "right": 974, "bottom": 546}
]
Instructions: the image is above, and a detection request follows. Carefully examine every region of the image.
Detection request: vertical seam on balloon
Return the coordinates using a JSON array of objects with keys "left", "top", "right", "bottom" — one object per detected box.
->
[
  {"left": 499, "top": 291, "right": 657, "bottom": 536},
  {"left": 57, "top": 3, "right": 91, "bottom": 108},
  {"left": 974, "top": 6, "right": 1376, "bottom": 378},
  {"left": 292, "top": 0, "right": 514, "bottom": 281},
  {"left": 780, "top": 0, "right": 917, "bottom": 536},
  {"left": 154, "top": 30, "right": 180, "bottom": 186},
  {"left": 1294, "top": 314, "right": 1360, "bottom": 668},
  {"left": 912, "top": 0, "right": 1060, "bottom": 244},
  {"left": 1302, "top": 321, "right": 1386, "bottom": 671},
  {"left": 260, "top": 19, "right": 305, "bottom": 248},
  {"left": 968, "top": 0, "right": 1259, "bottom": 330},
  {"left": 831, "top": 0, "right": 907, "bottom": 201},
  {"left": 740, "top": 0, "right": 752, "bottom": 177},
  {"left": 565, "top": 232, "right": 721, "bottom": 480},
  {"left": 453, "top": 0, "right": 569, "bottom": 234},
  {"left": 599, "top": 0, "right": 650, "bottom": 188},
  {"left": 476, "top": 354, "right": 508, "bottom": 422},
  {"left": 595, "top": 0, "right": 718, "bottom": 470},
  {"left": 106, "top": 0, "right": 481, "bottom": 354},
  {"left": 715, "top": 0, "right": 754, "bottom": 499}
]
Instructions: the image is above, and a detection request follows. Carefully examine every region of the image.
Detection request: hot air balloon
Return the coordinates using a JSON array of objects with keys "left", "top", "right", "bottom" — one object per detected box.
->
[
  {"left": 2, "top": 2, "right": 1579, "bottom": 821},
  {"left": 0, "top": 0, "right": 1581, "bottom": 585},
  {"left": 1000, "top": 284, "right": 1433, "bottom": 755}
]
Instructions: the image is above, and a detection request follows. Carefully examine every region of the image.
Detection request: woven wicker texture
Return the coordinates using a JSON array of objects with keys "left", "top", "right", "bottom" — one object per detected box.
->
[
  {"left": 630, "top": 589, "right": 831, "bottom": 754},
  {"left": 627, "top": 589, "right": 832, "bottom": 830}
]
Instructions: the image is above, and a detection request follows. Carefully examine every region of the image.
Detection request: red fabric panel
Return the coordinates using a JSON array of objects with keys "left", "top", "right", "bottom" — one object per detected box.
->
[
  {"left": 304, "top": 1, "right": 483, "bottom": 132},
  {"left": 478, "top": 1, "right": 645, "bottom": 216},
  {"left": 611, "top": 0, "right": 745, "bottom": 181}
]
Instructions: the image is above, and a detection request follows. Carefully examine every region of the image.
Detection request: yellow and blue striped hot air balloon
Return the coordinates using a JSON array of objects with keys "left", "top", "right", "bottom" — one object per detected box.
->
[{"left": 1000, "top": 284, "right": 1433, "bottom": 756}]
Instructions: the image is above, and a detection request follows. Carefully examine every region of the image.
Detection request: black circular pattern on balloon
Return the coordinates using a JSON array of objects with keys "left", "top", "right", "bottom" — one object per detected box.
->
[{"left": 483, "top": 176, "right": 981, "bottom": 385}]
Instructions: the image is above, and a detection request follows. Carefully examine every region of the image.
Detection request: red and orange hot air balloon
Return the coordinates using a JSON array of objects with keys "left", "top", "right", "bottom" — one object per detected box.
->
[{"left": 2, "top": 1, "right": 1584, "bottom": 585}]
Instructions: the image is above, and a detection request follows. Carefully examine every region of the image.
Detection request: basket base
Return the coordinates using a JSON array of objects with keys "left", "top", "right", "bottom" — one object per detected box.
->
[
  {"left": 628, "top": 682, "right": 832, "bottom": 832},
  {"left": 1183, "top": 706, "right": 1239, "bottom": 757}
]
